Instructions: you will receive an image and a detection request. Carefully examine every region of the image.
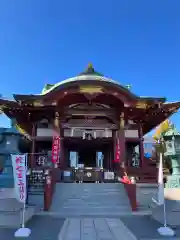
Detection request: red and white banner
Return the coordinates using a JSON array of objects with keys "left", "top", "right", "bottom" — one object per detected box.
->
[
  {"left": 114, "top": 137, "right": 121, "bottom": 163},
  {"left": 51, "top": 134, "right": 60, "bottom": 167},
  {"left": 11, "top": 154, "right": 27, "bottom": 203}
]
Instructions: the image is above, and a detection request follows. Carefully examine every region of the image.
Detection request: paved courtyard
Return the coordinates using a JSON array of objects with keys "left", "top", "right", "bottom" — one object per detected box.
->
[
  {"left": 0, "top": 215, "right": 180, "bottom": 239},
  {"left": 0, "top": 215, "right": 65, "bottom": 240},
  {"left": 58, "top": 218, "right": 137, "bottom": 240},
  {"left": 120, "top": 215, "right": 180, "bottom": 239}
]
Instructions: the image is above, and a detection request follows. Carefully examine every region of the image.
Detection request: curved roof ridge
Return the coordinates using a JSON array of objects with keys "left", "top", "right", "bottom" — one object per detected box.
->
[{"left": 41, "top": 74, "right": 128, "bottom": 95}]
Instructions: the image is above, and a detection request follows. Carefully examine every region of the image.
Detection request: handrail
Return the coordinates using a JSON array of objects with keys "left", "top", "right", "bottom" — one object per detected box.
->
[
  {"left": 123, "top": 182, "right": 137, "bottom": 211},
  {"left": 115, "top": 163, "right": 138, "bottom": 211},
  {"left": 44, "top": 169, "right": 56, "bottom": 211}
]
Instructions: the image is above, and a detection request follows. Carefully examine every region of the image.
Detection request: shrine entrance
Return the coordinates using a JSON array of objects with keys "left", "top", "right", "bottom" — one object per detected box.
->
[
  {"left": 66, "top": 138, "right": 111, "bottom": 169},
  {"left": 69, "top": 149, "right": 103, "bottom": 168},
  {"left": 64, "top": 138, "right": 113, "bottom": 182},
  {"left": 78, "top": 148, "right": 97, "bottom": 168}
]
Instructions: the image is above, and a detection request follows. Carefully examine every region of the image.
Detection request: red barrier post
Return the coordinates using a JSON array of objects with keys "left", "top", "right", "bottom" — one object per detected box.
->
[{"left": 44, "top": 170, "right": 53, "bottom": 211}]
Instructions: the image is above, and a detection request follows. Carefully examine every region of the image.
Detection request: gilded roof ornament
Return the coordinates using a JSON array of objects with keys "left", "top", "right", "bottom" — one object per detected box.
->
[
  {"left": 33, "top": 100, "right": 44, "bottom": 107},
  {"left": 79, "top": 63, "right": 104, "bottom": 76},
  {"left": 79, "top": 86, "right": 103, "bottom": 94},
  {"left": 135, "top": 101, "right": 148, "bottom": 109},
  {"left": 87, "top": 63, "right": 93, "bottom": 69}
]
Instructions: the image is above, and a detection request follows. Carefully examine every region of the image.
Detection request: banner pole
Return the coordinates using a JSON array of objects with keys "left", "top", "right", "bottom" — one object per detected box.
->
[
  {"left": 163, "top": 198, "right": 167, "bottom": 228},
  {"left": 21, "top": 153, "right": 28, "bottom": 228},
  {"left": 157, "top": 153, "right": 175, "bottom": 237},
  {"left": 22, "top": 202, "right": 26, "bottom": 228},
  {"left": 13, "top": 153, "right": 31, "bottom": 238}
]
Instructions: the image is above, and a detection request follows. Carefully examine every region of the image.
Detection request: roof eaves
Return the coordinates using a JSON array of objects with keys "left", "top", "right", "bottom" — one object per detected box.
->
[
  {"left": 13, "top": 94, "right": 42, "bottom": 102},
  {"left": 139, "top": 96, "right": 166, "bottom": 102}
]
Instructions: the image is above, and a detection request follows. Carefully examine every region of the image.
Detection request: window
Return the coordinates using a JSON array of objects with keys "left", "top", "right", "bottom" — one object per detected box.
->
[{"left": 69, "top": 151, "right": 78, "bottom": 167}]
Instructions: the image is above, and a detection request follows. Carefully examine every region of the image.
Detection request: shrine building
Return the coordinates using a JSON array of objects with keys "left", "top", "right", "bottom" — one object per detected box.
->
[{"left": 0, "top": 64, "right": 179, "bottom": 183}]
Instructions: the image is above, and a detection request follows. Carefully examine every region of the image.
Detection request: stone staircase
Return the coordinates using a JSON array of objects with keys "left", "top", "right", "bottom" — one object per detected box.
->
[
  {"left": 27, "top": 185, "right": 44, "bottom": 210},
  {"left": 49, "top": 183, "right": 132, "bottom": 217},
  {"left": 0, "top": 189, "right": 36, "bottom": 227}
]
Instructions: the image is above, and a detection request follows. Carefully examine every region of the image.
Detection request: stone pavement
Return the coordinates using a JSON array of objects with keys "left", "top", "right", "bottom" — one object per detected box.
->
[
  {"left": 0, "top": 215, "right": 65, "bottom": 240},
  {"left": 58, "top": 218, "right": 137, "bottom": 240},
  {"left": 0, "top": 215, "right": 180, "bottom": 239},
  {"left": 120, "top": 215, "right": 180, "bottom": 239}
]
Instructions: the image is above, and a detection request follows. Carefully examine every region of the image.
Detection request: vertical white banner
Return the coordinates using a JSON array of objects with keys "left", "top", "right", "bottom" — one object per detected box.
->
[{"left": 11, "top": 154, "right": 27, "bottom": 203}]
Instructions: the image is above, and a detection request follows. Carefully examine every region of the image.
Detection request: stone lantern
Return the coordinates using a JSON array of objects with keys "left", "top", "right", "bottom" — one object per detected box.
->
[{"left": 163, "top": 126, "right": 180, "bottom": 188}]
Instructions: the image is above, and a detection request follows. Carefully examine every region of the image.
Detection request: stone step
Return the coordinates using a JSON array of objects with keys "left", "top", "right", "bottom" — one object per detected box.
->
[
  {"left": 58, "top": 200, "right": 127, "bottom": 206},
  {"left": 54, "top": 195, "right": 128, "bottom": 199},
  {"left": 56, "top": 196, "right": 126, "bottom": 200},
  {"left": 38, "top": 210, "right": 132, "bottom": 218},
  {"left": 61, "top": 201, "right": 129, "bottom": 205},
  {"left": 28, "top": 194, "right": 44, "bottom": 209},
  {"left": 50, "top": 183, "right": 131, "bottom": 216},
  {"left": 0, "top": 198, "right": 23, "bottom": 211},
  {"left": 54, "top": 183, "right": 124, "bottom": 189},
  {"left": 61, "top": 206, "right": 129, "bottom": 210},
  {"left": 48, "top": 209, "right": 131, "bottom": 214},
  {"left": 59, "top": 205, "right": 129, "bottom": 209},
  {"left": 0, "top": 206, "right": 36, "bottom": 227},
  {"left": 56, "top": 190, "right": 126, "bottom": 194}
]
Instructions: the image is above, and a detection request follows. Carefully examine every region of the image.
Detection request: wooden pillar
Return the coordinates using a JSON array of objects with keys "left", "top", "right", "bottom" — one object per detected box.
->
[
  {"left": 112, "top": 130, "right": 117, "bottom": 171},
  {"left": 30, "top": 123, "right": 36, "bottom": 168},
  {"left": 119, "top": 112, "right": 126, "bottom": 167},
  {"left": 44, "top": 169, "right": 53, "bottom": 211},
  {"left": 114, "top": 112, "right": 126, "bottom": 177},
  {"left": 139, "top": 122, "right": 144, "bottom": 168},
  {"left": 53, "top": 112, "right": 60, "bottom": 168},
  {"left": 59, "top": 124, "right": 65, "bottom": 169}
]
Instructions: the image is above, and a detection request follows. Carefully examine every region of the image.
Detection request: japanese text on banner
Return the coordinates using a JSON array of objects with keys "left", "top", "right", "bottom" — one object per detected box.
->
[
  {"left": 11, "top": 154, "right": 27, "bottom": 203},
  {"left": 51, "top": 135, "right": 60, "bottom": 165},
  {"left": 114, "top": 138, "right": 121, "bottom": 163}
]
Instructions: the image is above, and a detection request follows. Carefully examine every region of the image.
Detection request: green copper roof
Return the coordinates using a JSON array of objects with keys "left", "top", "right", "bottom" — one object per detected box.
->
[
  {"left": 41, "top": 84, "right": 54, "bottom": 95},
  {"left": 41, "top": 64, "right": 129, "bottom": 95}
]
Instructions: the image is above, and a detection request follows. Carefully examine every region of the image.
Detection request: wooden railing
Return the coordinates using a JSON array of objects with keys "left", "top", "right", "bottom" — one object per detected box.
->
[
  {"left": 44, "top": 169, "right": 56, "bottom": 211},
  {"left": 126, "top": 157, "right": 158, "bottom": 183},
  {"left": 114, "top": 163, "right": 138, "bottom": 211},
  {"left": 123, "top": 182, "right": 137, "bottom": 211}
]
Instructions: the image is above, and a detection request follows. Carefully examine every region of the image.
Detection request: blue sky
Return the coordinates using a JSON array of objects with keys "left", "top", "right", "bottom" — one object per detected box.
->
[{"left": 0, "top": 0, "right": 180, "bottom": 130}]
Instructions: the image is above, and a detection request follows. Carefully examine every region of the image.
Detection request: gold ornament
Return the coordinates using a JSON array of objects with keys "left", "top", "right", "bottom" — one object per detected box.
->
[
  {"left": 80, "top": 86, "right": 103, "bottom": 94},
  {"left": 136, "top": 101, "right": 148, "bottom": 109},
  {"left": 33, "top": 101, "right": 44, "bottom": 107},
  {"left": 120, "top": 112, "right": 125, "bottom": 128}
]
